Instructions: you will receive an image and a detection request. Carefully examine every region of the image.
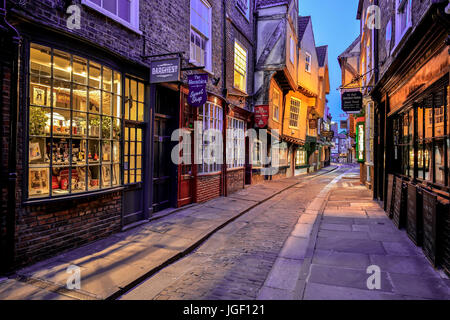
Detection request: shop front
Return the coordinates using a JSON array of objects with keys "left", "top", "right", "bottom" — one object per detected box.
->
[
  {"left": 12, "top": 23, "right": 153, "bottom": 266},
  {"left": 372, "top": 2, "right": 449, "bottom": 274}
]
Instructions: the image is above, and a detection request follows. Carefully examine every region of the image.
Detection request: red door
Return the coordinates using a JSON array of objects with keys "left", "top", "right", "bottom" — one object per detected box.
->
[{"left": 177, "top": 93, "right": 194, "bottom": 207}]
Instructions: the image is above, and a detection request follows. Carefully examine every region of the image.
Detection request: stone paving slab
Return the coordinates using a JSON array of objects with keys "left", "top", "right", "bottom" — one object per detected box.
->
[
  {"left": 302, "top": 166, "right": 450, "bottom": 300},
  {"left": 308, "top": 264, "right": 393, "bottom": 292}
]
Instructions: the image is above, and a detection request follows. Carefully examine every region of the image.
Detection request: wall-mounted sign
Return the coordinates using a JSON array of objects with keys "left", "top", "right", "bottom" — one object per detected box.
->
[
  {"left": 342, "top": 91, "right": 363, "bottom": 113},
  {"left": 187, "top": 74, "right": 208, "bottom": 107},
  {"left": 254, "top": 105, "right": 269, "bottom": 128},
  {"left": 356, "top": 122, "right": 365, "bottom": 163},
  {"left": 150, "top": 58, "right": 181, "bottom": 84}
]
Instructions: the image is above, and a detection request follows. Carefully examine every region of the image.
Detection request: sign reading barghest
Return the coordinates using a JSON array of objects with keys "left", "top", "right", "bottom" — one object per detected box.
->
[{"left": 150, "top": 58, "right": 181, "bottom": 84}]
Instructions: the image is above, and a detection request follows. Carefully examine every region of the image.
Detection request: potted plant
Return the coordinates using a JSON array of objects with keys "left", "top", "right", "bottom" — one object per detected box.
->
[{"left": 30, "top": 107, "right": 48, "bottom": 136}]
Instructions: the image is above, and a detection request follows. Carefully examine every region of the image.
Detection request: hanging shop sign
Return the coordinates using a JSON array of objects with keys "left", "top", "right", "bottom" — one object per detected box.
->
[
  {"left": 309, "top": 119, "right": 318, "bottom": 129},
  {"left": 341, "top": 91, "right": 363, "bottom": 113},
  {"left": 187, "top": 74, "right": 208, "bottom": 107},
  {"left": 254, "top": 105, "right": 269, "bottom": 128},
  {"left": 356, "top": 122, "right": 365, "bottom": 163},
  {"left": 340, "top": 120, "right": 348, "bottom": 130},
  {"left": 150, "top": 58, "right": 181, "bottom": 84}
]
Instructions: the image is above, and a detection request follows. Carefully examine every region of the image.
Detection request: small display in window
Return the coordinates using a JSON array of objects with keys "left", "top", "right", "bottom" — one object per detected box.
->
[
  {"left": 29, "top": 142, "right": 42, "bottom": 161},
  {"left": 29, "top": 168, "right": 49, "bottom": 196},
  {"left": 33, "top": 87, "right": 46, "bottom": 106}
]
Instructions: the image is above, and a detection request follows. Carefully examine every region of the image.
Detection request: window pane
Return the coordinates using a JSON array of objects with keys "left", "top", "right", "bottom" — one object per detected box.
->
[
  {"left": 118, "top": 0, "right": 131, "bottom": 22},
  {"left": 72, "top": 112, "right": 87, "bottom": 138},
  {"left": 88, "top": 139, "right": 100, "bottom": 163},
  {"left": 130, "top": 101, "right": 137, "bottom": 121},
  {"left": 114, "top": 72, "right": 122, "bottom": 95},
  {"left": 52, "top": 167, "right": 72, "bottom": 196},
  {"left": 73, "top": 56, "right": 87, "bottom": 85},
  {"left": 73, "top": 85, "right": 87, "bottom": 112},
  {"left": 138, "top": 102, "right": 144, "bottom": 122},
  {"left": 72, "top": 138, "right": 87, "bottom": 166},
  {"left": 88, "top": 114, "right": 100, "bottom": 138},
  {"left": 30, "top": 76, "right": 51, "bottom": 107},
  {"left": 89, "top": 89, "right": 101, "bottom": 113},
  {"left": 113, "top": 95, "right": 122, "bottom": 118},
  {"left": 53, "top": 80, "right": 71, "bottom": 109},
  {"left": 29, "top": 106, "right": 50, "bottom": 136},
  {"left": 89, "top": 62, "right": 101, "bottom": 88},
  {"left": 113, "top": 163, "right": 120, "bottom": 186},
  {"left": 113, "top": 118, "right": 121, "bottom": 140},
  {"left": 102, "top": 117, "right": 112, "bottom": 139},
  {"left": 113, "top": 141, "right": 120, "bottom": 163},
  {"left": 30, "top": 44, "right": 51, "bottom": 77},
  {"left": 102, "top": 165, "right": 112, "bottom": 188},
  {"left": 88, "top": 166, "right": 100, "bottom": 190},
  {"left": 138, "top": 82, "right": 144, "bottom": 103},
  {"left": 53, "top": 50, "right": 71, "bottom": 81},
  {"left": 29, "top": 167, "right": 50, "bottom": 198},
  {"left": 102, "top": 92, "right": 112, "bottom": 115},
  {"left": 72, "top": 166, "right": 87, "bottom": 193},
  {"left": 51, "top": 110, "right": 71, "bottom": 137},
  {"left": 103, "top": 67, "right": 113, "bottom": 92},
  {"left": 103, "top": 0, "right": 117, "bottom": 14}
]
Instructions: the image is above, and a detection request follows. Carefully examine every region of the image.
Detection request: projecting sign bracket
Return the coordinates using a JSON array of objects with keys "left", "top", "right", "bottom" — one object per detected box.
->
[{"left": 141, "top": 51, "right": 184, "bottom": 60}]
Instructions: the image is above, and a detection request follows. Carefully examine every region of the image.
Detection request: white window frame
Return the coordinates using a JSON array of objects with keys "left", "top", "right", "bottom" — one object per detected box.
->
[
  {"left": 234, "top": 40, "right": 248, "bottom": 93},
  {"left": 272, "top": 88, "right": 280, "bottom": 122},
  {"left": 227, "top": 117, "right": 246, "bottom": 169},
  {"left": 289, "top": 97, "right": 301, "bottom": 129},
  {"left": 82, "top": 0, "right": 141, "bottom": 34},
  {"left": 305, "top": 52, "right": 312, "bottom": 73},
  {"left": 393, "top": 0, "right": 412, "bottom": 49},
  {"left": 190, "top": 0, "right": 213, "bottom": 72},
  {"left": 198, "top": 102, "right": 223, "bottom": 174}
]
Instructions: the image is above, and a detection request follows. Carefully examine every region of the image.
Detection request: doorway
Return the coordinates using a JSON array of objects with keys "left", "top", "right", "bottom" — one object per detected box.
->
[
  {"left": 122, "top": 77, "right": 147, "bottom": 226},
  {"left": 152, "top": 85, "right": 178, "bottom": 212}
]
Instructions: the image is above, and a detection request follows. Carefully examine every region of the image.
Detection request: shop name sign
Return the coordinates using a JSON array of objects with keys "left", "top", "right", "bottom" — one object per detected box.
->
[
  {"left": 342, "top": 91, "right": 363, "bottom": 113},
  {"left": 255, "top": 105, "right": 269, "bottom": 128},
  {"left": 188, "top": 74, "right": 208, "bottom": 107},
  {"left": 150, "top": 58, "right": 181, "bottom": 84}
]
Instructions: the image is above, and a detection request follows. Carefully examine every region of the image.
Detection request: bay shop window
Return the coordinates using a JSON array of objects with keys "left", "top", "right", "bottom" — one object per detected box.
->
[
  {"left": 198, "top": 102, "right": 223, "bottom": 174},
  {"left": 27, "top": 43, "right": 145, "bottom": 199},
  {"left": 392, "top": 84, "right": 448, "bottom": 187}
]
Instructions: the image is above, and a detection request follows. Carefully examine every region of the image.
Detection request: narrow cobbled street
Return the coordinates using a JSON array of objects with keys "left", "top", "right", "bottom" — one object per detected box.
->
[{"left": 121, "top": 165, "right": 449, "bottom": 300}]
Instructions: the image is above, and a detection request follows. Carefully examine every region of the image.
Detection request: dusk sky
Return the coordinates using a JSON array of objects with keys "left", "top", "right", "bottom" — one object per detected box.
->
[{"left": 299, "top": 0, "right": 360, "bottom": 123}]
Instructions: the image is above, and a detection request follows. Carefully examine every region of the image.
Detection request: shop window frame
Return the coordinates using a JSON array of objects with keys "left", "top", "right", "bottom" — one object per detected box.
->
[{"left": 25, "top": 42, "right": 129, "bottom": 202}]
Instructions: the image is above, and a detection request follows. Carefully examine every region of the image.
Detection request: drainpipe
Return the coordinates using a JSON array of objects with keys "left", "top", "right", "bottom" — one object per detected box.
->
[
  {"left": 1, "top": 0, "right": 21, "bottom": 273},
  {"left": 222, "top": 0, "right": 227, "bottom": 196}
]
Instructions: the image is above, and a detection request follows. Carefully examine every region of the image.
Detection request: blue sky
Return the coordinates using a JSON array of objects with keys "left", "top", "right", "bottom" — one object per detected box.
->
[{"left": 299, "top": 0, "right": 360, "bottom": 123}]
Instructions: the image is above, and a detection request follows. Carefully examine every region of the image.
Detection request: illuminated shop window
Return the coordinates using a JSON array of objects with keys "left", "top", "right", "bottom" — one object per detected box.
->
[{"left": 28, "top": 43, "right": 123, "bottom": 198}]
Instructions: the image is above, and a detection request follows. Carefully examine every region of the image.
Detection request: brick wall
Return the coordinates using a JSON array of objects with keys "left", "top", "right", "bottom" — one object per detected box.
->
[
  {"left": 15, "top": 192, "right": 121, "bottom": 266},
  {"left": 226, "top": 168, "right": 245, "bottom": 195},
  {"left": 197, "top": 174, "right": 222, "bottom": 203},
  {"left": 377, "top": 0, "right": 435, "bottom": 79},
  {"left": 0, "top": 63, "right": 11, "bottom": 271}
]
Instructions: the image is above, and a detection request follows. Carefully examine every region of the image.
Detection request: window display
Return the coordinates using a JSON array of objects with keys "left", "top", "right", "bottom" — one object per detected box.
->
[{"left": 28, "top": 43, "right": 123, "bottom": 198}]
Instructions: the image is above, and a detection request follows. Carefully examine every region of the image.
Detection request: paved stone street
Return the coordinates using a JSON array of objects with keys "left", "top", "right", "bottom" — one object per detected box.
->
[
  {"left": 121, "top": 165, "right": 450, "bottom": 300},
  {"left": 1, "top": 164, "right": 448, "bottom": 300}
]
